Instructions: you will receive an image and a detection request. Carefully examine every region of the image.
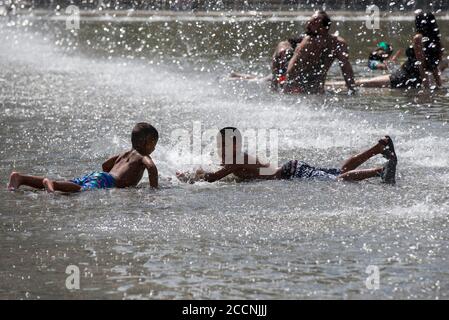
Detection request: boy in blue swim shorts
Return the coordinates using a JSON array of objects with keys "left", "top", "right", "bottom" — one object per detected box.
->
[
  {"left": 8, "top": 123, "right": 159, "bottom": 192},
  {"left": 69, "top": 172, "right": 118, "bottom": 191},
  {"left": 177, "top": 127, "right": 397, "bottom": 185}
]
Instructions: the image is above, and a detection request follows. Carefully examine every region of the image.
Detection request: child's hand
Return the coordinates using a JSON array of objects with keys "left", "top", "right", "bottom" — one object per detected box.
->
[
  {"left": 176, "top": 171, "right": 189, "bottom": 182},
  {"left": 176, "top": 168, "right": 208, "bottom": 183},
  {"left": 195, "top": 168, "right": 205, "bottom": 175},
  {"left": 176, "top": 171, "right": 198, "bottom": 184},
  {"left": 389, "top": 49, "right": 401, "bottom": 62},
  {"left": 194, "top": 168, "right": 206, "bottom": 180}
]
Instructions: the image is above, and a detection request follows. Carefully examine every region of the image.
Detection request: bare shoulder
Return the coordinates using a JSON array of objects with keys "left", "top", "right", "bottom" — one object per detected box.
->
[
  {"left": 117, "top": 149, "right": 140, "bottom": 161},
  {"left": 334, "top": 35, "right": 348, "bottom": 47},
  {"left": 303, "top": 35, "right": 312, "bottom": 42},
  {"left": 295, "top": 35, "right": 312, "bottom": 48},
  {"left": 142, "top": 155, "right": 156, "bottom": 168},
  {"left": 114, "top": 150, "right": 130, "bottom": 161},
  {"left": 278, "top": 40, "right": 291, "bottom": 47},
  {"left": 413, "top": 33, "right": 423, "bottom": 43},
  {"left": 331, "top": 36, "right": 349, "bottom": 56}
]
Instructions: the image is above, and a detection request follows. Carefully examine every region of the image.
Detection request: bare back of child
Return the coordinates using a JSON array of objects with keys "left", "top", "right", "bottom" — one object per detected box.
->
[{"left": 103, "top": 149, "right": 157, "bottom": 189}]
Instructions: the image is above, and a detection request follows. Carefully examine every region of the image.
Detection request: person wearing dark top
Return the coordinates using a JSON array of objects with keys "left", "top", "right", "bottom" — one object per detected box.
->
[
  {"left": 355, "top": 10, "right": 444, "bottom": 89},
  {"left": 368, "top": 42, "right": 401, "bottom": 71},
  {"left": 270, "top": 35, "right": 305, "bottom": 90}
]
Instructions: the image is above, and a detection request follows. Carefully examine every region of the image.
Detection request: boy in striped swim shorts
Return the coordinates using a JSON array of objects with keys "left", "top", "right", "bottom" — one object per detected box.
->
[{"left": 177, "top": 127, "right": 397, "bottom": 185}]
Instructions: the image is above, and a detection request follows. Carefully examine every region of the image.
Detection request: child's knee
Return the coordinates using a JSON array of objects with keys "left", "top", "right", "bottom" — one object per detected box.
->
[{"left": 337, "top": 172, "right": 351, "bottom": 181}]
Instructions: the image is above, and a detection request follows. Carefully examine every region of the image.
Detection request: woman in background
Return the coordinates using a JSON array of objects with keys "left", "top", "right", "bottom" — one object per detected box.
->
[
  {"left": 355, "top": 10, "right": 443, "bottom": 90},
  {"left": 367, "top": 41, "right": 401, "bottom": 71}
]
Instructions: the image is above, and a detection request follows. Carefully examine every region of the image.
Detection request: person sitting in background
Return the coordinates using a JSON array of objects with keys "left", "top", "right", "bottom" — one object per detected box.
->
[
  {"left": 355, "top": 11, "right": 444, "bottom": 90},
  {"left": 227, "top": 35, "right": 304, "bottom": 85},
  {"left": 229, "top": 11, "right": 357, "bottom": 95},
  {"left": 282, "top": 10, "right": 356, "bottom": 94},
  {"left": 368, "top": 42, "right": 401, "bottom": 71},
  {"left": 269, "top": 35, "right": 304, "bottom": 90}
]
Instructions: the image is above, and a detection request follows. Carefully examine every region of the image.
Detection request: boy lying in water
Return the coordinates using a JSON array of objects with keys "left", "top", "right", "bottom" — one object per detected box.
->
[
  {"left": 7, "top": 123, "right": 159, "bottom": 192},
  {"left": 176, "top": 127, "right": 397, "bottom": 184}
]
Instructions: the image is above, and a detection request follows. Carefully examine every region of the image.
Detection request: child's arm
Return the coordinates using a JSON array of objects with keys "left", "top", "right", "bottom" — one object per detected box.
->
[
  {"left": 102, "top": 155, "right": 119, "bottom": 172},
  {"left": 142, "top": 156, "right": 158, "bottom": 188},
  {"left": 432, "top": 68, "right": 443, "bottom": 88},
  {"left": 199, "top": 166, "right": 237, "bottom": 183},
  {"left": 335, "top": 38, "right": 356, "bottom": 92},
  {"left": 389, "top": 49, "right": 401, "bottom": 62},
  {"left": 176, "top": 166, "right": 236, "bottom": 183},
  {"left": 413, "top": 34, "right": 430, "bottom": 89}
]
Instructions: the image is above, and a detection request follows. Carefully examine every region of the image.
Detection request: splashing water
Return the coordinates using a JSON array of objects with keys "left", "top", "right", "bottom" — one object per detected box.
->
[{"left": 0, "top": 13, "right": 449, "bottom": 299}]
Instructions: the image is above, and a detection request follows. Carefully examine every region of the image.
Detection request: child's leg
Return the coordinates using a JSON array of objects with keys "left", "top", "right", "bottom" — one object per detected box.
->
[
  {"left": 338, "top": 168, "right": 383, "bottom": 182},
  {"left": 43, "top": 178, "right": 81, "bottom": 193},
  {"left": 8, "top": 172, "right": 46, "bottom": 190},
  {"left": 229, "top": 72, "right": 258, "bottom": 80},
  {"left": 340, "top": 142, "right": 384, "bottom": 173},
  {"left": 8, "top": 172, "right": 81, "bottom": 193},
  {"left": 355, "top": 75, "right": 391, "bottom": 88}
]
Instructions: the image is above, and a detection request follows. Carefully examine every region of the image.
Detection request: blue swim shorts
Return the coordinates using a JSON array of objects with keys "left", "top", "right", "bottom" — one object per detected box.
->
[
  {"left": 368, "top": 59, "right": 381, "bottom": 70},
  {"left": 70, "top": 172, "right": 116, "bottom": 191}
]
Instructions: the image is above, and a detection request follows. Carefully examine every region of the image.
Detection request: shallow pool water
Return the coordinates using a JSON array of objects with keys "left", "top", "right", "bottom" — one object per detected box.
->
[{"left": 1, "top": 14, "right": 449, "bottom": 299}]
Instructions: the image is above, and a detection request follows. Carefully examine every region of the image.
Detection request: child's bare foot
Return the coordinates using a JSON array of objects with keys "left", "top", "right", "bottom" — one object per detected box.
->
[
  {"left": 378, "top": 136, "right": 397, "bottom": 161},
  {"left": 229, "top": 72, "right": 239, "bottom": 78},
  {"left": 7, "top": 172, "right": 22, "bottom": 190},
  {"left": 42, "top": 178, "right": 55, "bottom": 193},
  {"left": 228, "top": 72, "right": 257, "bottom": 80}
]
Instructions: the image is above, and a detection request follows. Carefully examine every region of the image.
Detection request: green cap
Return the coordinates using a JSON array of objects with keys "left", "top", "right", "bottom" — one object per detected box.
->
[{"left": 378, "top": 41, "right": 392, "bottom": 54}]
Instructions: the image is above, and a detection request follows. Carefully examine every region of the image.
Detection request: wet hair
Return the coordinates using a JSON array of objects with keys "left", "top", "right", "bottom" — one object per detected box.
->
[
  {"left": 369, "top": 42, "right": 393, "bottom": 61},
  {"left": 317, "top": 10, "right": 331, "bottom": 30},
  {"left": 218, "top": 127, "right": 241, "bottom": 145},
  {"left": 131, "top": 122, "right": 158, "bottom": 149},
  {"left": 414, "top": 10, "right": 443, "bottom": 69},
  {"left": 218, "top": 127, "right": 242, "bottom": 163},
  {"left": 288, "top": 35, "right": 305, "bottom": 49}
]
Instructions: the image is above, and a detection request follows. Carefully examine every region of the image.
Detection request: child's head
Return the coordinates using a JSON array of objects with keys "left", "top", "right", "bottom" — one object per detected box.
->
[
  {"left": 217, "top": 127, "right": 242, "bottom": 164},
  {"left": 131, "top": 122, "right": 159, "bottom": 154},
  {"left": 306, "top": 10, "right": 331, "bottom": 36},
  {"left": 377, "top": 42, "right": 393, "bottom": 58}
]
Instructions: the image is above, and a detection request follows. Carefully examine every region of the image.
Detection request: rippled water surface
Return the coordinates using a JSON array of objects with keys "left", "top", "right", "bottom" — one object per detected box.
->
[{"left": 1, "top": 14, "right": 449, "bottom": 299}]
